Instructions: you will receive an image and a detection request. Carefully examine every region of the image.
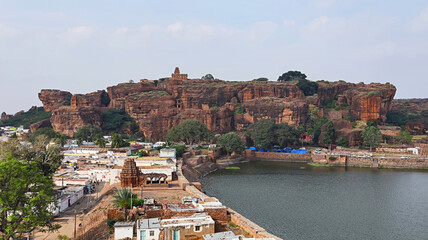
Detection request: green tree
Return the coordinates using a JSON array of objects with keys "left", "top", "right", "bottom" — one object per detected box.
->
[
  {"left": 322, "top": 121, "right": 336, "bottom": 145},
  {"left": 252, "top": 77, "right": 269, "bottom": 81},
  {"left": 275, "top": 123, "right": 302, "bottom": 148},
  {"left": 95, "top": 134, "right": 106, "bottom": 148},
  {"left": 247, "top": 119, "right": 301, "bottom": 149},
  {"left": 53, "top": 134, "right": 68, "bottom": 147},
  {"left": 170, "top": 145, "right": 187, "bottom": 158},
  {"left": 247, "top": 119, "right": 277, "bottom": 149},
  {"left": 217, "top": 133, "right": 246, "bottom": 155},
  {"left": 362, "top": 126, "right": 382, "bottom": 151},
  {"left": 112, "top": 188, "right": 133, "bottom": 221},
  {"left": 395, "top": 130, "right": 412, "bottom": 144},
  {"left": 201, "top": 74, "right": 214, "bottom": 80},
  {"left": 111, "top": 133, "right": 129, "bottom": 148},
  {"left": 29, "top": 127, "right": 57, "bottom": 143},
  {"left": 166, "top": 119, "right": 213, "bottom": 145},
  {"left": 0, "top": 157, "right": 60, "bottom": 239},
  {"left": 1, "top": 138, "right": 63, "bottom": 176},
  {"left": 296, "top": 79, "right": 318, "bottom": 96},
  {"left": 73, "top": 125, "right": 102, "bottom": 144},
  {"left": 278, "top": 71, "right": 307, "bottom": 82}
]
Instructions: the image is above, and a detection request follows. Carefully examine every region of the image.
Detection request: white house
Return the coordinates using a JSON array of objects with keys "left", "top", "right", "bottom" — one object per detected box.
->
[
  {"left": 136, "top": 218, "right": 161, "bottom": 240},
  {"left": 114, "top": 222, "right": 135, "bottom": 240}
]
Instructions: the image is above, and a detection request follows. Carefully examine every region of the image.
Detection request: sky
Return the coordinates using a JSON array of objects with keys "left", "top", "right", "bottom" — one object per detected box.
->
[{"left": 1, "top": 0, "right": 428, "bottom": 113}]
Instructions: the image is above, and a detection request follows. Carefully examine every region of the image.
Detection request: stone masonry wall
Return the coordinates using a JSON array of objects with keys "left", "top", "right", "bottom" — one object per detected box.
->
[{"left": 244, "top": 150, "right": 311, "bottom": 162}]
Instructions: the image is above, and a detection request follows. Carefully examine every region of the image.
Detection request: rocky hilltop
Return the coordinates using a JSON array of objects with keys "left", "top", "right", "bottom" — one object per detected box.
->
[{"left": 38, "top": 67, "right": 396, "bottom": 141}]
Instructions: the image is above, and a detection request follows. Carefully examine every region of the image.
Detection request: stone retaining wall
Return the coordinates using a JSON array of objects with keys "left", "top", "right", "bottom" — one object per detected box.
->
[
  {"left": 244, "top": 150, "right": 311, "bottom": 162},
  {"left": 178, "top": 164, "right": 283, "bottom": 239}
]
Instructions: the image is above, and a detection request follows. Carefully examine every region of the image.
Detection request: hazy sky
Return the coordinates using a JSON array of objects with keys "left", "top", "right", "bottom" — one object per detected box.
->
[{"left": 1, "top": 0, "right": 428, "bottom": 113}]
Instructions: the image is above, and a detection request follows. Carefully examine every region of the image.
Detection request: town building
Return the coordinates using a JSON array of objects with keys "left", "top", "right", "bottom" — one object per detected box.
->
[
  {"left": 160, "top": 213, "right": 215, "bottom": 240},
  {"left": 136, "top": 218, "right": 162, "bottom": 240},
  {"left": 113, "top": 222, "right": 135, "bottom": 240}
]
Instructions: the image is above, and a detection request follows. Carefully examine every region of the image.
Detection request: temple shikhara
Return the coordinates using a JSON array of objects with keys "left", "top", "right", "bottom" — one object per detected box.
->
[
  {"left": 120, "top": 158, "right": 169, "bottom": 187},
  {"left": 171, "top": 67, "right": 188, "bottom": 80}
]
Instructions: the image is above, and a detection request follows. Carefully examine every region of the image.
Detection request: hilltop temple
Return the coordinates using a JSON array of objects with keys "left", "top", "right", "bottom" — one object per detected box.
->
[{"left": 171, "top": 67, "right": 188, "bottom": 80}]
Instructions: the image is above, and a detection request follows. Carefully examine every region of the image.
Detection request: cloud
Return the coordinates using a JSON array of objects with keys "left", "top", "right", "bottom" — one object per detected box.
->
[
  {"left": 0, "top": 24, "right": 18, "bottom": 37},
  {"left": 249, "top": 21, "right": 277, "bottom": 41},
  {"left": 410, "top": 6, "right": 428, "bottom": 33},
  {"left": 283, "top": 20, "right": 296, "bottom": 28},
  {"left": 59, "top": 26, "right": 93, "bottom": 42},
  {"left": 299, "top": 14, "right": 398, "bottom": 42},
  {"left": 166, "top": 22, "right": 215, "bottom": 41}
]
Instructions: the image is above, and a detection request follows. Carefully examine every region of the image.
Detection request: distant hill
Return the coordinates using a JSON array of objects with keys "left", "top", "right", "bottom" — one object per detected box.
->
[{"left": 0, "top": 107, "right": 51, "bottom": 128}]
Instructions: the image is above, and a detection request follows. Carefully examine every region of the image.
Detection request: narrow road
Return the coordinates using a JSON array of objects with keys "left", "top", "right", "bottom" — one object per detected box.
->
[{"left": 35, "top": 182, "right": 112, "bottom": 239}]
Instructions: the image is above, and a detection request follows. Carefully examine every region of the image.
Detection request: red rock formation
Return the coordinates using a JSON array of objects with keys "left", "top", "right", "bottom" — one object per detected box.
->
[
  {"left": 50, "top": 106, "right": 103, "bottom": 136},
  {"left": 38, "top": 89, "right": 72, "bottom": 111},
  {"left": 71, "top": 90, "right": 109, "bottom": 108},
  {"left": 30, "top": 119, "right": 52, "bottom": 132},
  {"left": 39, "top": 68, "right": 397, "bottom": 140},
  {"left": 1, "top": 112, "right": 12, "bottom": 120}
]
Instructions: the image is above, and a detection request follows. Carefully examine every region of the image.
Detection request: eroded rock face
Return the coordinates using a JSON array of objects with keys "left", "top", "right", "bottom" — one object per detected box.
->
[
  {"left": 38, "top": 90, "right": 72, "bottom": 112},
  {"left": 39, "top": 69, "right": 397, "bottom": 140},
  {"left": 30, "top": 119, "right": 52, "bottom": 132},
  {"left": 71, "top": 90, "right": 109, "bottom": 108},
  {"left": 50, "top": 106, "right": 102, "bottom": 136}
]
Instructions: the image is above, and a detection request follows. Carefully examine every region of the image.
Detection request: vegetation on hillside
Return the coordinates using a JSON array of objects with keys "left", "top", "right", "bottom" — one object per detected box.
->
[
  {"left": 166, "top": 119, "right": 213, "bottom": 144},
  {"left": 101, "top": 109, "right": 139, "bottom": 135},
  {"left": 247, "top": 119, "right": 302, "bottom": 149},
  {"left": 0, "top": 107, "right": 51, "bottom": 128}
]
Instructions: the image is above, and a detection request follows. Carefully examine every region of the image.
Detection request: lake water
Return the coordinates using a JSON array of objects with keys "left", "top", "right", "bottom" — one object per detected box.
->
[{"left": 200, "top": 161, "right": 428, "bottom": 240}]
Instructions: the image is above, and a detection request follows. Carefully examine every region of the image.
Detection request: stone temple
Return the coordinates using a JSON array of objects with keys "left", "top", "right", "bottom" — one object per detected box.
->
[{"left": 120, "top": 158, "right": 168, "bottom": 187}]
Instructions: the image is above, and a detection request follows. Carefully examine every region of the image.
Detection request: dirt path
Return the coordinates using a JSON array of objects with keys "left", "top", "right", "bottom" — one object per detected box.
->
[{"left": 35, "top": 182, "right": 116, "bottom": 240}]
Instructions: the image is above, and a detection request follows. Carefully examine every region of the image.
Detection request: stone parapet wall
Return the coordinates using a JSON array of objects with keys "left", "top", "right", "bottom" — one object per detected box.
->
[
  {"left": 228, "top": 208, "right": 282, "bottom": 240},
  {"left": 244, "top": 150, "right": 311, "bottom": 162},
  {"left": 347, "top": 157, "right": 373, "bottom": 167},
  {"left": 378, "top": 157, "right": 428, "bottom": 168}
]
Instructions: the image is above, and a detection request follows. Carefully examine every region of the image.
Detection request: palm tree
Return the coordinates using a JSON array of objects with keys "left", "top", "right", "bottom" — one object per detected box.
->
[{"left": 113, "top": 187, "right": 132, "bottom": 220}]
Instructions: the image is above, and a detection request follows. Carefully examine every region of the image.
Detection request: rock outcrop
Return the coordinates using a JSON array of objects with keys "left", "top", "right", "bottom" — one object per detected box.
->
[
  {"left": 39, "top": 68, "right": 397, "bottom": 139},
  {"left": 38, "top": 89, "right": 72, "bottom": 112},
  {"left": 30, "top": 119, "right": 52, "bottom": 132}
]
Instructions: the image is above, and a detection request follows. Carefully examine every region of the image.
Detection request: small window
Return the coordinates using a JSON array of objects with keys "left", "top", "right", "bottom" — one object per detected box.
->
[
  {"left": 150, "top": 230, "right": 154, "bottom": 236},
  {"left": 195, "top": 226, "right": 201, "bottom": 232}
]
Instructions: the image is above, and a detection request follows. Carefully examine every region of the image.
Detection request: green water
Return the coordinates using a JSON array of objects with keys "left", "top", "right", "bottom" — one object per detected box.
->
[{"left": 200, "top": 161, "right": 428, "bottom": 240}]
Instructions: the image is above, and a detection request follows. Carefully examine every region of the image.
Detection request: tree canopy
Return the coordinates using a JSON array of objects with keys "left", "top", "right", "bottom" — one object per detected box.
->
[
  {"left": 201, "top": 74, "right": 214, "bottom": 80},
  {"left": 362, "top": 126, "right": 382, "bottom": 151},
  {"left": 0, "top": 140, "right": 62, "bottom": 239},
  {"left": 217, "top": 133, "right": 246, "bottom": 154},
  {"left": 278, "top": 71, "right": 307, "bottom": 82},
  {"left": 247, "top": 119, "right": 301, "bottom": 149},
  {"left": 296, "top": 79, "right": 318, "bottom": 96},
  {"left": 166, "top": 119, "right": 213, "bottom": 145},
  {"left": 322, "top": 121, "right": 336, "bottom": 145},
  {"left": 395, "top": 130, "right": 412, "bottom": 144},
  {"left": 111, "top": 133, "right": 130, "bottom": 148},
  {"left": 73, "top": 125, "right": 102, "bottom": 144}
]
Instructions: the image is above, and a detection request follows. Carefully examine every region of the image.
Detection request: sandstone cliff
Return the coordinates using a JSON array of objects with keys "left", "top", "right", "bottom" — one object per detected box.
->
[{"left": 39, "top": 69, "right": 397, "bottom": 140}]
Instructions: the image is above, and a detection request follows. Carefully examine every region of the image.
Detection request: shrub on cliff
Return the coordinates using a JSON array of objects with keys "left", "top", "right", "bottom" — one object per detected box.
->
[
  {"left": 102, "top": 109, "right": 138, "bottom": 134},
  {"left": 166, "top": 119, "right": 213, "bottom": 145},
  {"left": 217, "top": 133, "right": 246, "bottom": 155},
  {"left": 296, "top": 79, "right": 319, "bottom": 96}
]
